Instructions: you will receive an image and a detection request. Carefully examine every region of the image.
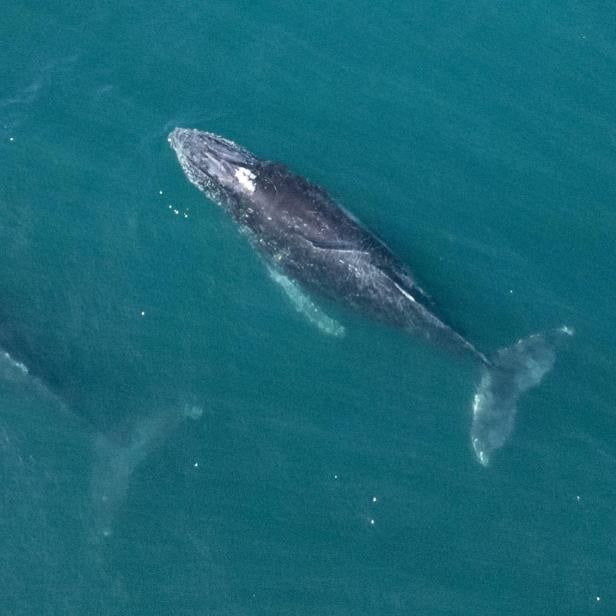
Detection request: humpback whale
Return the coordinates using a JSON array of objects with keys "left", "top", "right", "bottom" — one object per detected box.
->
[
  {"left": 168, "top": 128, "right": 571, "bottom": 465},
  {"left": 0, "top": 320, "right": 202, "bottom": 538}
]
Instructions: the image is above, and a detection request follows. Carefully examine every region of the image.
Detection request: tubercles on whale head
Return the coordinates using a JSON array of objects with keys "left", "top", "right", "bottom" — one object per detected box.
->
[{"left": 168, "top": 128, "right": 259, "bottom": 202}]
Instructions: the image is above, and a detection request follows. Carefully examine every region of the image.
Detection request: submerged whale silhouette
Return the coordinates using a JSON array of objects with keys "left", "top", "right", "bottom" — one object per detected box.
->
[
  {"left": 0, "top": 327, "right": 201, "bottom": 538},
  {"left": 168, "top": 128, "right": 571, "bottom": 465}
]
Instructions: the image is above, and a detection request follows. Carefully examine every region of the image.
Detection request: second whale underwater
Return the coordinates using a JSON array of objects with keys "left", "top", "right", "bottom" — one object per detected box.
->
[{"left": 168, "top": 128, "right": 571, "bottom": 465}]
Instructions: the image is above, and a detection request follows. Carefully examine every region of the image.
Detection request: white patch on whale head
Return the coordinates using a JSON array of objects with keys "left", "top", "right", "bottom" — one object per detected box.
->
[{"left": 234, "top": 167, "right": 256, "bottom": 194}]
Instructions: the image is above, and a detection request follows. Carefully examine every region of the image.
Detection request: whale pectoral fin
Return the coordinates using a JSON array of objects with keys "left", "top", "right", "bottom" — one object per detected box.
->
[
  {"left": 293, "top": 230, "right": 366, "bottom": 253},
  {"left": 384, "top": 265, "right": 433, "bottom": 306},
  {"left": 267, "top": 267, "right": 345, "bottom": 337}
]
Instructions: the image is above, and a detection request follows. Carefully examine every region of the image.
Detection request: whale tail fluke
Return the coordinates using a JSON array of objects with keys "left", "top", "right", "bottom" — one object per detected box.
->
[
  {"left": 470, "top": 326, "right": 573, "bottom": 466},
  {"left": 89, "top": 402, "right": 203, "bottom": 539}
]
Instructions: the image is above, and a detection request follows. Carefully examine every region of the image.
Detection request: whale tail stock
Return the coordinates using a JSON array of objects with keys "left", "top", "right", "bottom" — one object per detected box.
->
[{"left": 470, "top": 326, "right": 573, "bottom": 466}]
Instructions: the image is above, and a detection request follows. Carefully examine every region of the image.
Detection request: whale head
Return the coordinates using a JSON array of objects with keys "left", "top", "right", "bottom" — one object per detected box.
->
[{"left": 168, "top": 128, "right": 259, "bottom": 207}]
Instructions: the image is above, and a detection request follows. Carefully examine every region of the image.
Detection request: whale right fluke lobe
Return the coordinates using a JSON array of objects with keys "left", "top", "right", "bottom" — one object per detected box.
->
[{"left": 471, "top": 326, "right": 573, "bottom": 465}]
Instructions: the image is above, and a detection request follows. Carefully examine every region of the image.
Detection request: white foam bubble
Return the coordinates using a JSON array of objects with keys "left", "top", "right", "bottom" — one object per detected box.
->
[{"left": 183, "top": 404, "right": 203, "bottom": 419}]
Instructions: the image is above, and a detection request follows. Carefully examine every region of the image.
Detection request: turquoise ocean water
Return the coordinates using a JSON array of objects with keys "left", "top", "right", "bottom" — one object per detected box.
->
[{"left": 1, "top": 2, "right": 615, "bottom": 614}]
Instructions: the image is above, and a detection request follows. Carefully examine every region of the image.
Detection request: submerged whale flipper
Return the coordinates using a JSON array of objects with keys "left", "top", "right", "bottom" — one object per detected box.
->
[
  {"left": 267, "top": 267, "right": 345, "bottom": 337},
  {"left": 471, "top": 326, "right": 573, "bottom": 465}
]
